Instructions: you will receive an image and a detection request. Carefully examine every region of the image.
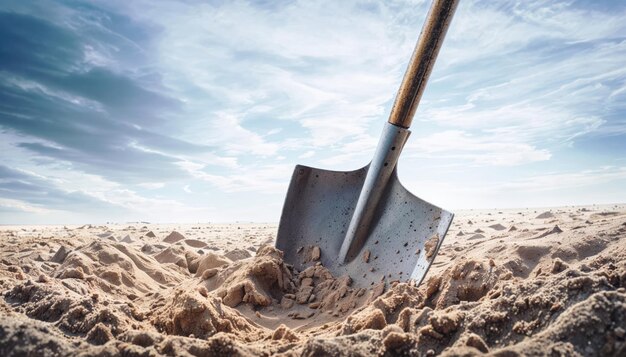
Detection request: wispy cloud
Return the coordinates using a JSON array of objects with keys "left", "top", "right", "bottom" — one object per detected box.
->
[
  {"left": 407, "top": 130, "right": 552, "bottom": 166},
  {"left": 0, "top": 0, "right": 624, "bottom": 223}
]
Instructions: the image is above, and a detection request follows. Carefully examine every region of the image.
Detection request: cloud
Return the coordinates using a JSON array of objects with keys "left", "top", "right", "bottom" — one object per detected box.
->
[
  {"left": 406, "top": 130, "right": 552, "bottom": 166},
  {"left": 177, "top": 160, "right": 292, "bottom": 194},
  {"left": 0, "top": 160, "right": 216, "bottom": 223},
  {"left": 1, "top": 0, "right": 625, "bottom": 223},
  {"left": 200, "top": 111, "right": 280, "bottom": 156},
  {"left": 0, "top": 9, "right": 236, "bottom": 185},
  {"left": 298, "top": 150, "right": 315, "bottom": 159},
  {"left": 400, "top": 166, "right": 626, "bottom": 210},
  {"left": 110, "top": 0, "right": 418, "bottom": 149},
  {"left": 0, "top": 164, "right": 119, "bottom": 212},
  {"left": 401, "top": 0, "right": 625, "bottom": 171},
  {"left": 137, "top": 182, "right": 165, "bottom": 190},
  {"left": 498, "top": 166, "right": 626, "bottom": 193},
  {"left": 0, "top": 198, "right": 51, "bottom": 214}
]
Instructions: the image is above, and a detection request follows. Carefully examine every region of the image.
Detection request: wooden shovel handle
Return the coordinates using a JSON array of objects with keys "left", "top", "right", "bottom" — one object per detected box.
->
[{"left": 388, "top": 0, "right": 459, "bottom": 129}]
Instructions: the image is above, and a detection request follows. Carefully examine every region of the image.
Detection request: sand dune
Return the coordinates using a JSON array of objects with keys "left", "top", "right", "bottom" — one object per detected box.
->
[{"left": 1, "top": 206, "right": 625, "bottom": 356}]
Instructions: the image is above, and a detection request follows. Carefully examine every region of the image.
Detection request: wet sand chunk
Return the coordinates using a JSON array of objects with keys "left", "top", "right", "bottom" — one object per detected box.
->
[
  {"left": 363, "top": 249, "right": 371, "bottom": 263},
  {"left": 310, "top": 246, "right": 321, "bottom": 261},
  {"left": 425, "top": 234, "right": 440, "bottom": 259}
]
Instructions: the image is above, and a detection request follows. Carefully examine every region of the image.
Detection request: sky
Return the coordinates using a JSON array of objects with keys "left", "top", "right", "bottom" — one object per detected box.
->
[{"left": 0, "top": 0, "right": 625, "bottom": 224}]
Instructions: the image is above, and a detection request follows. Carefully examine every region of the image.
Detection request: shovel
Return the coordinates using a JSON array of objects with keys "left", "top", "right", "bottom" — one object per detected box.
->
[{"left": 276, "top": 0, "right": 459, "bottom": 287}]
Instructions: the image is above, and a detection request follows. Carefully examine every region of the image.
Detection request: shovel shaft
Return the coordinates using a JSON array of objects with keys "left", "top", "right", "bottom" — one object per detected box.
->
[
  {"left": 338, "top": 0, "right": 459, "bottom": 264},
  {"left": 338, "top": 122, "right": 410, "bottom": 263},
  {"left": 388, "top": 0, "right": 459, "bottom": 129}
]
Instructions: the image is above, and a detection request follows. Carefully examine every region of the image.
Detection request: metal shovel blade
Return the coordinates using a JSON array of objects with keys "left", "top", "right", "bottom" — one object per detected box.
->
[
  {"left": 275, "top": 0, "right": 458, "bottom": 287},
  {"left": 276, "top": 161, "right": 453, "bottom": 287}
]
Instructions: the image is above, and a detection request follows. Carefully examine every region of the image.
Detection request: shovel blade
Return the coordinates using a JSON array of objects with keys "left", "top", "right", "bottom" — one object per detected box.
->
[{"left": 276, "top": 164, "right": 453, "bottom": 287}]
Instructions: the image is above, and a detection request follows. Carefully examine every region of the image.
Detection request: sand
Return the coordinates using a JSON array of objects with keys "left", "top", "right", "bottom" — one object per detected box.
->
[{"left": 1, "top": 206, "right": 625, "bottom": 356}]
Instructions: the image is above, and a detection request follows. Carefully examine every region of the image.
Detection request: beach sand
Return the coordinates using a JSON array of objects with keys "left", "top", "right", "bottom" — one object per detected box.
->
[{"left": 1, "top": 204, "right": 625, "bottom": 356}]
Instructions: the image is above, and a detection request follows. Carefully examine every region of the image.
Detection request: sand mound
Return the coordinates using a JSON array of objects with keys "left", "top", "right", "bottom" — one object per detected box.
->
[
  {"left": 5, "top": 280, "right": 136, "bottom": 344},
  {"left": 536, "top": 211, "right": 555, "bottom": 219},
  {"left": 152, "top": 288, "right": 260, "bottom": 339},
  {"left": 489, "top": 223, "right": 506, "bottom": 231},
  {"left": 534, "top": 224, "right": 563, "bottom": 238},
  {"left": 50, "top": 245, "right": 70, "bottom": 264},
  {"left": 0, "top": 315, "right": 81, "bottom": 356},
  {"left": 55, "top": 240, "right": 185, "bottom": 295},
  {"left": 416, "top": 254, "right": 626, "bottom": 356},
  {"left": 183, "top": 239, "right": 207, "bottom": 248},
  {"left": 163, "top": 231, "right": 185, "bottom": 244},
  {"left": 154, "top": 246, "right": 189, "bottom": 270},
  {"left": 327, "top": 250, "right": 626, "bottom": 356},
  {"left": 198, "top": 245, "right": 385, "bottom": 327},
  {"left": 428, "top": 259, "right": 508, "bottom": 307},
  {"left": 590, "top": 211, "right": 621, "bottom": 220},
  {"left": 224, "top": 248, "right": 252, "bottom": 261},
  {"left": 341, "top": 282, "right": 424, "bottom": 335},
  {"left": 141, "top": 243, "right": 167, "bottom": 255},
  {"left": 154, "top": 246, "right": 200, "bottom": 274},
  {"left": 204, "top": 246, "right": 294, "bottom": 307},
  {"left": 195, "top": 252, "right": 232, "bottom": 278}
]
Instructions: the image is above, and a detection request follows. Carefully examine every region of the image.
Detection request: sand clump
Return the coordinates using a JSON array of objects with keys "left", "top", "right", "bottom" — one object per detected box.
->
[
  {"left": 208, "top": 246, "right": 293, "bottom": 307},
  {"left": 1, "top": 206, "right": 625, "bottom": 356},
  {"left": 425, "top": 234, "right": 440, "bottom": 259},
  {"left": 51, "top": 245, "right": 70, "bottom": 264},
  {"left": 224, "top": 248, "right": 252, "bottom": 262},
  {"left": 195, "top": 252, "right": 231, "bottom": 277},
  {"left": 151, "top": 289, "right": 260, "bottom": 339},
  {"left": 4, "top": 280, "right": 136, "bottom": 344},
  {"left": 423, "top": 258, "right": 508, "bottom": 309},
  {"left": 199, "top": 245, "right": 375, "bottom": 320},
  {"left": 154, "top": 245, "right": 201, "bottom": 274},
  {"left": 53, "top": 240, "right": 186, "bottom": 294}
]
